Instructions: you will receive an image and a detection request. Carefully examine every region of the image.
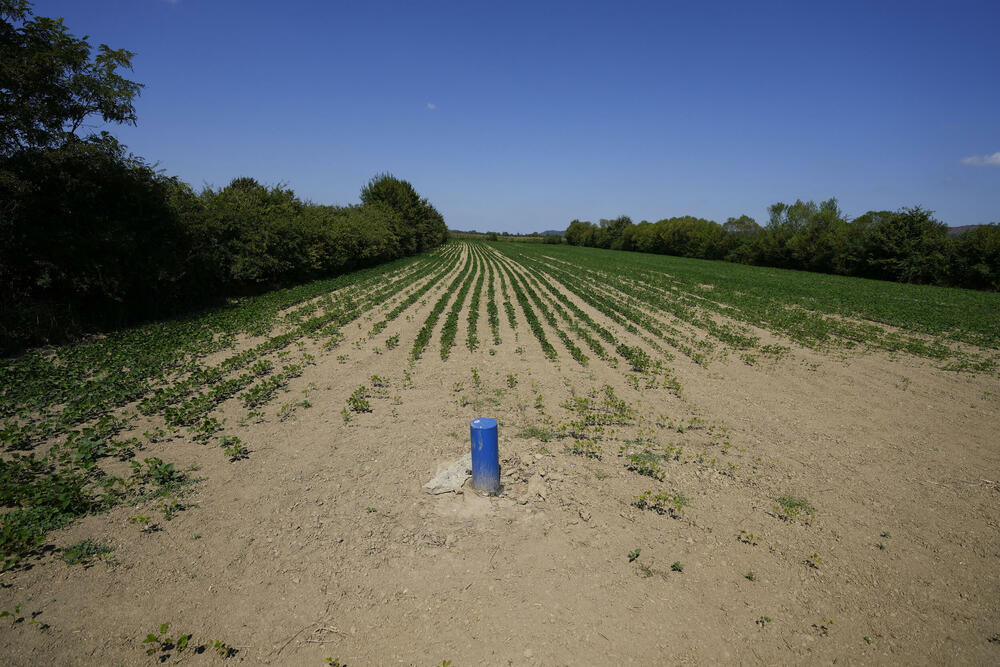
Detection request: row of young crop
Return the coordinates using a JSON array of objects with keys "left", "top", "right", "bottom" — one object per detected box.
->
[
  {"left": 485, "top": 244, "right": 695, "bottom": 368},
  {"left": 505, "top": 243, "right": 999, "bottom": 371},
  {"left": 508, "top": 247, "right": 735, "bottom": 364},
  {"left": 415, "top": 243, "right": 663, "bottom": 376}
]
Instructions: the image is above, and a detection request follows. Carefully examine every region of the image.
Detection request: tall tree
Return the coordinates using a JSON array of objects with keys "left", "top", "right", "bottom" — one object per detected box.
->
[{"left": 0, "top": 0, "right": 142, "bottom": 156}]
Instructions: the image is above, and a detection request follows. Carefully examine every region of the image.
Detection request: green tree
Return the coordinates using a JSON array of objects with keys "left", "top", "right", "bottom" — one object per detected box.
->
[
  {"left": 0, "top": 0, "right": 142, "bottom": 155},
  {"left": 854, "top": 207, "right": 950, "bottom": 283},
  {"left": 722, "top": 215, "right": 761, "bottom": 237},
  {"left": 360, "top": 173, "right": 446, "bottom": 253},
  {"left": 564, "top": 219, "right": 596, "bottom": 246},
  {"left": 951, "top": 224, "right": 1000, "bottom": 290}
]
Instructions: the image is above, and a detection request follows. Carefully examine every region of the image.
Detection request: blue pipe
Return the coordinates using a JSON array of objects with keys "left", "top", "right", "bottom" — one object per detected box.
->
[{"left": 470, "top": 417, "right": 500, "bottom": 494}]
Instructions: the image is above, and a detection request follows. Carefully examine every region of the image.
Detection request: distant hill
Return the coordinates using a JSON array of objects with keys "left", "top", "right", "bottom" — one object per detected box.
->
[{"left": 947, "top": 225, "right": 983, "bottom": 238}]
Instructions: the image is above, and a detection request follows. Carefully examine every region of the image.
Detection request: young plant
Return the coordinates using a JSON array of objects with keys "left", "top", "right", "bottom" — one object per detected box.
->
[
  {"left": 61, "top": 539, "right": 113, "bottom": 565},
  {"left": 774, "top": 496, "right": 815, "bottom": 521},
  {"left": 633, "top": 490, "right": 688, "bottom": 517}
]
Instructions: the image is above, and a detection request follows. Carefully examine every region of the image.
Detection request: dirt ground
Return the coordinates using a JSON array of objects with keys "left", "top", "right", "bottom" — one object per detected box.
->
[{"left": 1, "top": 246, "right": 998, "bottom": 665}]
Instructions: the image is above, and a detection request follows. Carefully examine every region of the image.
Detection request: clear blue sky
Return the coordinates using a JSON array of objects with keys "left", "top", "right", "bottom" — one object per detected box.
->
[{"left": 35, "top": 0, "right": 1000, "bottom": 232}]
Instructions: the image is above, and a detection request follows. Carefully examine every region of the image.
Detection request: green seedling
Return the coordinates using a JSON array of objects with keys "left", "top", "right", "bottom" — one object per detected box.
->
[
  {"left": 130, "top": 514, "right": 156, "bottom": 533},
  {"left": 628, "top": 548, "right": 641, "bottom": 562},
  {"left": 220, "top": 436, "right": 248, "bottom": 461},
  {"left": 347, "top": 386, "right": 371, "bottom": 413},
  {"left": 633, "top": 490, "right": 687, "bottom": 517},
  {"left": 671, "top": 561, "right": 684, "bottom": 572},
  {"left": 61, "top": 539, "right": 113, "bottom": 565},
  {"left": 774, "top": 496, "right": 815, "bottom": 521}
]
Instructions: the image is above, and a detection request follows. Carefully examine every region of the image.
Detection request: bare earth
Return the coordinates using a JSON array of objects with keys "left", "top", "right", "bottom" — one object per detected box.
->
[{"left": 1, "top": 246, "right": 998, "bottom": 665}]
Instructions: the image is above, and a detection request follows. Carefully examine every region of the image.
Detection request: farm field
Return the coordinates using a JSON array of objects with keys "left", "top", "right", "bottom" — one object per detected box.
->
[{"left": 1, "top": 240, "right": 999, "bottom": 664}]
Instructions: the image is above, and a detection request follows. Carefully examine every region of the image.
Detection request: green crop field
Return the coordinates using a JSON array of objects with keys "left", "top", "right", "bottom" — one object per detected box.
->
[
  {"left": 2, "top": 239, "right": 998, "bottom": 664},
  {"left": 3, "top": 240, "right": 996, "bottom": 570}
]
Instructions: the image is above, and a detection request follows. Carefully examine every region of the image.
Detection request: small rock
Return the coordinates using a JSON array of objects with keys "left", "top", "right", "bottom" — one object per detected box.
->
[{"left": 578, "top": 510, "right": 591, "bottom": 522}]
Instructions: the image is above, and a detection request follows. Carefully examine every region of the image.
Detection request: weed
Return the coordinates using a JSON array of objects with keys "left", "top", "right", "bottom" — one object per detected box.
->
[
  {"left": 61, "top": 539, "right": 113, "bottom": 565},
  {"left": 628, "top": 548, "right": 641, "bottom": 562},
  {"left": 567, "top": 439, "right": 602, "bottom": 459},
  {"left": 156, "top": 496, "right": 184, "bottom": 520},
  {"left": 385, "top": 334, "right": 400, "bottom": 349},
  {"left": 774, "top": 496, "right": 815, "bottom": 521},
  {"left": 625, "top": 452, "right": 665, "bottom": 480},
  {"left": 516, "top": 425, "right": 558, "bottom": 442},
  {"left": 633, "top": 490, "right": 687, "bottom": 517},
  {"left": 347, "top": 386, "right": 372, "bottom": 413},
  {"left": 506, "top": 373, "right": 519, "bottom": 388},
  {"left": 737, "top": 530, "right": 760, "bottom": 546},
  {"left": 670, "top": 561, "right": 684, "bottom": 572},
  {"left": 130, "top": 514, "right": 157, "bottom": 533},
  {"left": 222, "top": 435, "right": 250, "bottom": 461},
  {"left": 756, "top": 616, "right": 772, "bottom": 626},
  {"left": 806, "top": 552, "right": 823, "bottom": 569},
  {"left": 142, "top": 623, "right": 236, "bottom": 660},
  {"left": 745, "top": 571, "right": 756, "bottom": 581}
]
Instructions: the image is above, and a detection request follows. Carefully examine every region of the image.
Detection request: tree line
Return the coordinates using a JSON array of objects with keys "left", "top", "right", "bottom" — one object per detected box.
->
[
  {"left": 0, "top": 1, "right": 446, "bottom": 353},
  {"left": 565, "top": 200, "right": 999, "bottom": 290}
]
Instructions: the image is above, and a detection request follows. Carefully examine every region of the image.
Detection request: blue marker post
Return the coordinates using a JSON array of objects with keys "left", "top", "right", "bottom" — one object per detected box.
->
[{"left": 470, "top": 417, "right": 500, "bottom": 495}]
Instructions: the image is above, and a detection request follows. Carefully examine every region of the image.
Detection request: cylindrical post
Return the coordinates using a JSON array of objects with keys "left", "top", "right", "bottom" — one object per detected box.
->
[{"left": 470, "top": 417, "right": 500, "bottom": 495}]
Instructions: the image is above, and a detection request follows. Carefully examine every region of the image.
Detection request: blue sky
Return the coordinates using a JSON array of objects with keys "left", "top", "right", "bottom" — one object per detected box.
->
[{"left": 35, "top": 0, "right": 1000, "bottom": 232}]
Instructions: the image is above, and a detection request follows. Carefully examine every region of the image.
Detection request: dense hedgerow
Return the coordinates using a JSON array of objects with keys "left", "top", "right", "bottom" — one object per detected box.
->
[
  {"left": 565, "top": 202, "right": 1000, "bottom": 291},
  {"left": 0, "top": 167, "right": 447, "bottom": 353}
]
